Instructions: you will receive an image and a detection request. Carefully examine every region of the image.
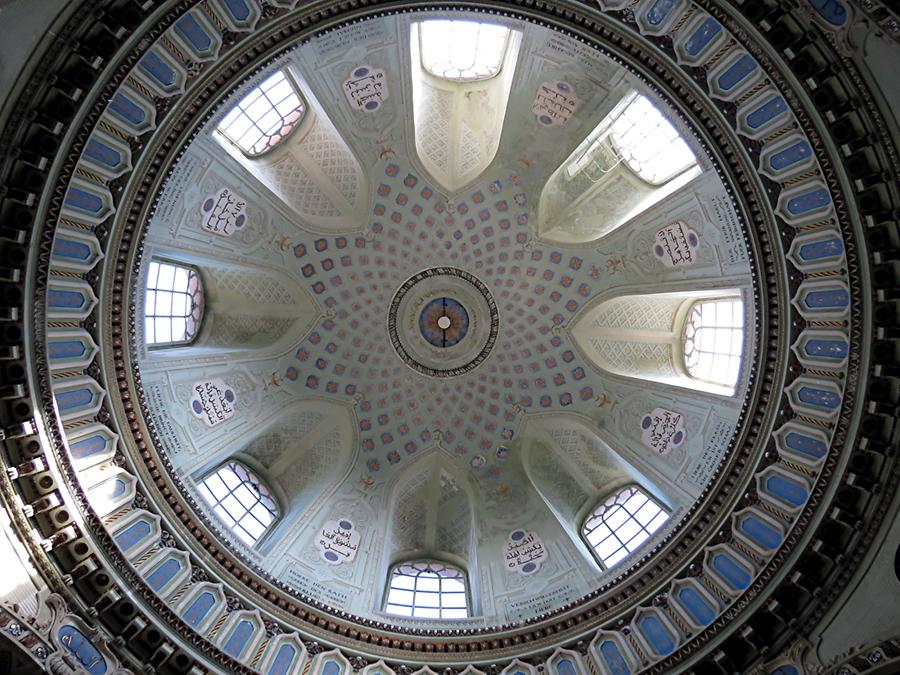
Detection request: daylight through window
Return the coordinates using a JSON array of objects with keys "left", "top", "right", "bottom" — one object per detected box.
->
[
  {"left": 419, "top": 20, "right": 510, "bottom": 81},
  {"left": 683, "top": 298, "right": 744, "bottom": 388},
  {"left": 144, "top": 261, "right": 203, "bottom": 346},
  {"left": 217, "top": 70, "right": 305, "bottom": 156},
  {"left": 582, "top": 486, "right": 669, "bottom": 569},
  {"left": 197, "top": 462, "right": 279, "bottom": 547},
  {"left": 384, "top": 561, "right": 469, "bottom": 619}
]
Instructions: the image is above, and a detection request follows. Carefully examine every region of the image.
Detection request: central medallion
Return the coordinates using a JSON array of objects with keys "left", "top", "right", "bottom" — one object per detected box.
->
[{"left": 389, "top": 267, "right": 498, "bottom": 378}]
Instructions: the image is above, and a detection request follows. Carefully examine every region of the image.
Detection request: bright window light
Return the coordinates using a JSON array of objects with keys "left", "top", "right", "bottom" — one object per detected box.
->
[
  {"left": 419, "top": 20, "right": 510, "bottom": 82},
  {"left": 609, "top": 93, "right": 698, "bottom": 185},
  {"left": 217, "top": 70, "right": 305, "bottom": 156},
  {"left": 144, "top": 260, "right": 203, "bottom": 346},
  {"left": 385, "top": 561, "right": 469, "bottom": 619},
  {"left": 582, "top": 486, "right": 668, "bottom": 569},
  {"left": 197, "top": 461, "right": 279, "bottom": 547},
  {"left": 682, "top": 299, "right": 744, "bottom": 388},
  {"left": 568, "top": 92, "right": 698, "bottom": 184}
]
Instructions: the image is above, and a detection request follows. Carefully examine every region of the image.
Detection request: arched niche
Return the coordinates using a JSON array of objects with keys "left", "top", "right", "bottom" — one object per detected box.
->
[
  {"left": 212, "top": 63, "right": 368, "bottom": 233},
  {"left": 521, "top": 413, "right": 673, "bottom": 568},
  {"left": 408, "top": 18, "right": 522, "bottom": 194},
  {"left": 569, "top": 288, "right": 745, "bottom": 396},
  {"left": 135, "top": 248, "right": 318, "bottom": 361},
  {"left": 378, "top": 453, "right": 479, "bottom": 615},
  {"left": 189, "top": 398, "right": 357, "bottom": 554},
  {"left": 537, "top": 89, "right": 703, "bottom": 245}
]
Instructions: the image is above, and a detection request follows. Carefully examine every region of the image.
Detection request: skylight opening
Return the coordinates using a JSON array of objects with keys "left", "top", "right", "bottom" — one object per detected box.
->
[
  {"left": 197, "top": 461, "right": 279, "bottom": 547},
  {"left": 682, "top": 299, "right": 745, "bottom": 388},
  {"left": 217, "top": 70, "right": 306, "bottom": 156},
  {"left": 384, "top": 561, "right": 469, "bottom": 619},
  {"left": 144, "top": 260, "right": 203, "bottom": 346},
  {"left": 609, "top": 93, "right": 698, "bottom": 185},
  {"left": 419, "top": 20, "right": 510, "bottom": 82},
  {"left": 582, "top": 486, "right": 669, "bottom": 569}
]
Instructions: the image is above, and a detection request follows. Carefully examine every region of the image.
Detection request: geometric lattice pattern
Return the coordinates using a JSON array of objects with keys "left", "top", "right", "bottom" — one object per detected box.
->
[
  {"left": 582, "top": 486, "right": 668, "bottom": 569},
  {"left": 197, "top": 461, "right": 279, "bottom": 546},
  {"left": 682, "top": 298, "right": 744, "bottom": 388},
  {"left": 385, "top": 561, "right": 468, "bottom": 619},
  {"left": 144, "top": 260, "right": 203, "bottom": 346},
  {"left": 418, "top": 20, "right": 510, "bottom": 82},
  {"left": 217, "top": 70, "right": 305, "bottom": 156}
]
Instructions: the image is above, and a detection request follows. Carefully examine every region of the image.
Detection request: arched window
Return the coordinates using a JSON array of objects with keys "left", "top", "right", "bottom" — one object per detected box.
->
[
  {"left": 217, "top": 70, "right": 306, "bottom": 156},
  {"left": 566, "top": 92, "right": 697, "bottom": 185},
  {"left": 384, "top": 560, "right": 469, "bottom": 619},
  {"left": 197, "top": 461, "right": 279, "bottom": 546},
  {"left": 682, "top": 298, "right": 744, "bottom": 388},
  {"left": 582, "top": 486, "right": 668, "bottom": 569},
  {"left": 144, "top": 260, "right": 203, "bottom": 346},
  {"left": 418, "top": 20, "right": 511, "bottom": 81}
]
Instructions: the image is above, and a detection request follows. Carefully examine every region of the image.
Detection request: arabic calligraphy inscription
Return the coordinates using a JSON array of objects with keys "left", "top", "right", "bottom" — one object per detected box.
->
[
  {"left": 316, "top": 519, "right": 361, "bottom": 565},
  {"left": 640, "top": 408, "right": 686, "bottom": 455},
  {"left": 653, "top": 220, "right": 699, "bottom": 267},
  {"left": 344, "top": 66, "right": 389, "bottom": 112},
  {"left": 200, "top": 188, "right": 247, "bottom": 237},
  {"left": 504, "top": 529, "right": 547, "bottom": 575},
  {"left": 190, "top": 379, "right": 236, "bottom": 427}
]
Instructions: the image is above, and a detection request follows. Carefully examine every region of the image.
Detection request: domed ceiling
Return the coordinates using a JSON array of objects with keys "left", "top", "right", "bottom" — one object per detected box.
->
[{"left": 1, "top": 0, "right": 898, "bottom": 673}]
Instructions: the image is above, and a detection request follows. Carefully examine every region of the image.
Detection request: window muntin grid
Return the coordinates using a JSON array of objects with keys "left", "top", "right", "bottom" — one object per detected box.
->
[
  {"left": 217, "top": 70, "right": 306, "bottom": 156},
  {"left": 144, "top": 260, "right": 203, "bottom": 346},
  {"left": 570, "top": 92, "right": 697, "bottom": 185},
  {"left": 384, "top": 561, "right": 469, "bottom": 619},
  {"left": 418, "top": 20, "right": 511, "bottom": 82},
  {"left": 197, "top": 461, "right": 279, "bottom": 547},
  {"left": 682, "top": 299, "right": 744, "bottom": 388},
  {"left": 582, "top": 486, "right": 669, "bottom": 570}
]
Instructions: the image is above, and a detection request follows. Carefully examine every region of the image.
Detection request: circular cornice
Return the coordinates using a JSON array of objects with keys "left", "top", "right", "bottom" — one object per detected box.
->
[{"left": 0, "top": 0, "right": 895, "bottom": 673}]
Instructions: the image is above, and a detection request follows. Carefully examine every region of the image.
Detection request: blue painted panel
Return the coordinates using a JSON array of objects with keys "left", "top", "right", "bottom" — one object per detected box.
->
[
  {"left": 222, "top": 0, "right": 251, "bottom": 21},
  {"left": 638, "top": 615, "right": 676, "bottom": 656},
  {"left": 182, "top": 591, "right": 216, "bottom": 628},
  {"left": 771, "top": 666, "right": 801, "bottom": 675},
  {"left": 784, "top": 431, "right": 827, "bottom": 460},
  {"left": 48, "top": 289, "right": 87, "bottom": 309},
  {"left": 711, "top": 552, "right": 751, "bottom": 590},
  {"left": 110, "top": 92, "right": 146, "bottom": 127},
  {"left": 70, "top": 434, "right": 108, "bottom": 459},
  {"left": 110, "top": 479, "right": 127, "bottom": 498},
  {"left": 804, "top": 338, "right": 848, "bottom": 359},
  {"left": 58, "top": 625, "right": 107, "bottom": 675},
  {"left": 84, "top": 138, "right": 122, "bottom": 169},
  {"left": 175, "top": 13, "right": 213, "bottom": 53},
  {"left": 114, "top": 520, "right": 152, "bottom": 552},
  {"left": 53, "top": 237, "right": 93, "bottom": 261},
  {"left": 647, "top": 0, "right": 677, "bottom": 25},
  {"left": 676, "top": 586, "right": 716, "bottom": 626},
  {"left": 223, "top": 620, "right": 254, "bottom": 658},
  {"left": 555, "top": 659, "right": 578, "bottom": 675},
  {"left": 808, "top": 0, "right": 848, "bottom": 26},
  {"left": 599, "top": 640, "right": 631, "bottom": 675},
  {"left": 146, "top": 557, "right": 182, "bottom": 592},
  {"left": 765, "top": 474, "right": 808, "bottom": 507},
  {"left": 798, "top": 386, "right": 841, "bottom": 409},
  {"left": 48, "top": 339, "right": 87, "bottom": 360},
  {"left": 798, "top": 238, "right": 843, "bottom": 261},
  {"left": 64, "top": 187, "right": 104, "bottom": 215},
  {"left": 787, "top": 187, "right": 831, "bottom": 216},
  {"left": 746, "top": 96, "right": 787, "bottom": 129},
  {"left": 683, "top": 17, "right": 721, "bottom": 57},
  {"left": 56, "top": 387, "right": 94, "bottom": 410},
  {"left": 139, "top": 50, "right": 177, "bottom": 88},
  {"left": 322, "top": 661, "right": 343, "bottom": 675},
  {"left": 803, "top": 288, "right": 849, "bottom": 309},
  {"left": 740, "top": 515, "right": 782, "bottom": 550},
  {"left": 769, "top": 141, "right": 811, "bottom": 170},
  {"left": 717, "top": 54, "right": 758, "bottom": 92},
  {"left": 266, "top": 644, "right": 296, "bottom": 675}
]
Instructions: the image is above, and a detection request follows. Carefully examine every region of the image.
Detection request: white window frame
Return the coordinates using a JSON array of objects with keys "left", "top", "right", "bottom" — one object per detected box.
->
[
  {"left": 681, "top": 297, "right": 745, "bottom": 389},
  {"left": 196, "top": 461, "right": 279, "bottom": 548},
  {"left": 582, "top": 485, "right": 669, "bottom": 570},
  {"left": 383, "top": 560, "right": 470, "bottom": 619},
  {"left": 143, "top": 259, "right": 204, "bottom": 347},
  {"left": 417, "top": 19, "right": 512, "bottom": 83}
]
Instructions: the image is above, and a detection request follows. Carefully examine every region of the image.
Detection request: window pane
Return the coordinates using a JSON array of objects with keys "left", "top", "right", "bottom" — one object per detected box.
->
[
  {"left": 419, "top": 20, "right": 510, "bottom": 82},
  {"left": 682, "top": 299, "right": 745, "bottom": 388},
  {"left": 217, "top": 69, "right": 305, "bottom": 156},
  {"left": 144, "top": 260, "right": 203, "bottom": 346},
  {"left": 197, "top": 462, "right": 279, "bottom": 547},
  {"left": 385, "top": 561, "right": 469, "bottom": 619},
  {"left": 582, "top": 486, "right": 669, "bottom": 570}
]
